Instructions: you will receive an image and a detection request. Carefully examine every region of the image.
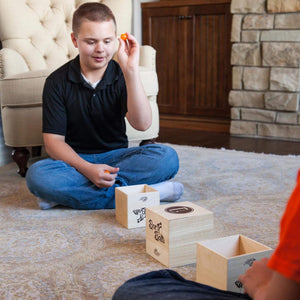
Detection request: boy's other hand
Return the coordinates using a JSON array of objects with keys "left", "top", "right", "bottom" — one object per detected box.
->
[
  {"left": 84, "top": 164, "right": 119, "bottom": 188},
  {"left": 238, "top": 257, "right": 273, "bottom": 298}
]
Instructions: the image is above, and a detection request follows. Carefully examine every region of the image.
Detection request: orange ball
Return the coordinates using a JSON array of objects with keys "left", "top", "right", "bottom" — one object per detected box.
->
[
  {"left": 105, "top": 170, "right": 110, "bottom": 174},
  {"left": 120, "top": 33, "right": 128, "bottom": 41}
]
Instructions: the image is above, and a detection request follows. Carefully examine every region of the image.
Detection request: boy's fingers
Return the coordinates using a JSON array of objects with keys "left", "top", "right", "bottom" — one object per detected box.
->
[{"left": 104, "top": 167, "right": 119, "bottom": 174}]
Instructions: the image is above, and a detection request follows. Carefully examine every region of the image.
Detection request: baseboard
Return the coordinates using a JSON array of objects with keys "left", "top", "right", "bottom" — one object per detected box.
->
[{"left": 159, "top": 115, "right": 230, "bottom": 133}]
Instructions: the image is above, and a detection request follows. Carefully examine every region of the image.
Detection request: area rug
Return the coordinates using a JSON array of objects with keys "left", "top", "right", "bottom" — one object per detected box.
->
[{"left": 0, "top": 144, "right": 299, "bottom": 299}]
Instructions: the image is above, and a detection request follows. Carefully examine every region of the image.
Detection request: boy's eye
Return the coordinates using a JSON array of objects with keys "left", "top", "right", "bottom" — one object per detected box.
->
[{"left": 87, "top": 40, "right": 96, "bottom": 45}]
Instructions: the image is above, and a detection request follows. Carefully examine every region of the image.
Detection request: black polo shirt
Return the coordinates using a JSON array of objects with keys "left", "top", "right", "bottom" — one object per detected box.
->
[{"left": 43, "top": 56, "right": 128, "bottom": 153}]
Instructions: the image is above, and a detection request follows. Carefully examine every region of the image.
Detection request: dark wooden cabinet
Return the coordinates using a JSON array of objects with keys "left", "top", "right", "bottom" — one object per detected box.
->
[{"left": 142, "top": 0, "right": 232, "bottom": 132}]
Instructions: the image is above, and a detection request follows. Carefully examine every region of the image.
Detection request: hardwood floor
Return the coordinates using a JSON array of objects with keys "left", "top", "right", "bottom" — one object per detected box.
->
[
  {"left": 1, "top": 123, "right": 300, "bottom": 168},
  {"left": 157, "top": 127, "right": 300, "bottom": 156}
]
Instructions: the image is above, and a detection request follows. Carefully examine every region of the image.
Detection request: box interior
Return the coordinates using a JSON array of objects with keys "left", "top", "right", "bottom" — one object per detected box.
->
[
  {"left": 118, "top": 184, "right": 156, "bottom": 195},
  {"left": 200, "top": 235, "right": 271, "bottom": 258}
]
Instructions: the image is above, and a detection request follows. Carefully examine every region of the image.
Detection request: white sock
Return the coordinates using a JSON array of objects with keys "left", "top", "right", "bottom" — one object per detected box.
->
[
  {"left": 36, "top": 197, "right": 58, "bottom": 210},
  {"left": 150, "top": 181, "right": 184, "bottom": 202}
]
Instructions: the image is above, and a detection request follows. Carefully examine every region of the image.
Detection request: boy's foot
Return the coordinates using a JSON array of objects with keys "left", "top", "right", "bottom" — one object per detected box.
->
[
  {"left": 150, "top": 181, "right": 184, "bottom": 202},
  {"left": 36, "top": 197, "right": 58, "bottom": 210}
]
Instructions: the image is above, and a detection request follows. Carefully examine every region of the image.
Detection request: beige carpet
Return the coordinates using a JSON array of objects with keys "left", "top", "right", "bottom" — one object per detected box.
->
[{"left": 0, "top": 144, "right": 299, "bottom": 299}]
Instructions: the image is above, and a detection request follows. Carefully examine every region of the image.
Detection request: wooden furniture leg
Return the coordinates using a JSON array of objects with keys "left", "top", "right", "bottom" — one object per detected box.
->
[{"left": 12, "top": 147, "right": 30, "bottom": 177}]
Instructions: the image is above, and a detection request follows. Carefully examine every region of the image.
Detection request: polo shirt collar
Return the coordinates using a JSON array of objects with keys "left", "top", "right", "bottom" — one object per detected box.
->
[{"left": 68, "top": 55, "right": 119, "bottom": 88}]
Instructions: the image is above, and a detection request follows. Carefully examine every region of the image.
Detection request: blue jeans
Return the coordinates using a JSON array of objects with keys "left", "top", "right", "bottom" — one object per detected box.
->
[
  {"left": 112, "top": 269, "right": 252, "bottom": 300},
  {"left": 26, "top": 144, "right": 179, "bottom": 210}
]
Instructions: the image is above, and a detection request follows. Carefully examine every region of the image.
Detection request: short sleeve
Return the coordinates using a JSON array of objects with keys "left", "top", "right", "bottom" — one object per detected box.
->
[
  {"left": 42, "top": 77, "right": 67, "bottom": 136},
  {"left": 268, "top": 170, "right": 300, "bottom": 283}
]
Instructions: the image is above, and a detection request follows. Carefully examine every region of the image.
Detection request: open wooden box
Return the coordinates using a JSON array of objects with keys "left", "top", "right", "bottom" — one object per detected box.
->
[
  {"left": 146, "top": 201, "right": 214, "bottom": 267},
  {"left": 115, "top": 184, "right": 159, "bottom": 229},
  {"left": 196, "top": 234, "right": 273, "bottom": 293}
]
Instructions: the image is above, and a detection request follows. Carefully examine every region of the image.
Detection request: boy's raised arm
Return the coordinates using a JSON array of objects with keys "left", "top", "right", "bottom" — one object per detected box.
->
[{"left": 117, "top": 33, "right": 152, "bottom": 132}]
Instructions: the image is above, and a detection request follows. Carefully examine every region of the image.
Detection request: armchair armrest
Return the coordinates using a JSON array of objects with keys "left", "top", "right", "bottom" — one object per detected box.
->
[
  {"left": 0, "top": 48, "right": 29, "bottom": 79},
  {"left": 139, "top": 45, "right": 156, "bottom": 71}
]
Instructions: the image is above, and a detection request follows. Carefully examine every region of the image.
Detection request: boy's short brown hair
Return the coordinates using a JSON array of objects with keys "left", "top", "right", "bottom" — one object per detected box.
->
[{"left": 72, "top": 2, "right": 117, "bottom": 36}]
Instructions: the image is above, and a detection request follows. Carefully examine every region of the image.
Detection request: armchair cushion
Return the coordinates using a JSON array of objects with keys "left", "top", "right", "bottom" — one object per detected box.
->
[{"left": 0, "top": 69, "right": 52, "bottom": 107}]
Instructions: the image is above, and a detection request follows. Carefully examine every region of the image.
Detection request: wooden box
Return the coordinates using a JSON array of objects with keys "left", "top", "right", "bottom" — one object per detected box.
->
[
  {"left": 196, "top": 235, "right": 273, "bottom": 293},
  {"left": 146, "top": 201, "right": 214, "bottom": 267},
  {"left": 115, "top": 184, "right": 159, "bottom": 229}
]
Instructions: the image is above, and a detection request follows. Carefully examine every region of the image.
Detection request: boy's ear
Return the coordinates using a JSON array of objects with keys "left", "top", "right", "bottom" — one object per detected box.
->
[{"left": 71, "top": 33, "right": 78, "bottom": 48}]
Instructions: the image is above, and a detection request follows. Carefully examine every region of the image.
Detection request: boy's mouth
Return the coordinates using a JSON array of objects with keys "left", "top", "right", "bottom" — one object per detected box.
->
[{"left": 93, "top": 56, "right": 105, "bottom": 62}]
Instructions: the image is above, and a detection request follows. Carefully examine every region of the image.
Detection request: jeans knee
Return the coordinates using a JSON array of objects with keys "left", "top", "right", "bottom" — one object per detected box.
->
[
  {"left": 26, "top": 159, "right": 54, "bottom": 194},
  {"left": 146, "top": 144, "right": 179, "bottom": 175},
  {"left": 163, "top": 145, "right": 179, "bottom": 173},
  {"left": 26, "top": 161, "right": 42, "bottom": 194}
]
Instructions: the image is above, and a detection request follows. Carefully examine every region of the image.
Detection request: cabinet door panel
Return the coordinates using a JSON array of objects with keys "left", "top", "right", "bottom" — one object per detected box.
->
[
  {"left": 143, "top": 8, "right": 187, "bottom": 114},
  {"left": 186, "top": 4, "right": 231, "bottom": 118}
]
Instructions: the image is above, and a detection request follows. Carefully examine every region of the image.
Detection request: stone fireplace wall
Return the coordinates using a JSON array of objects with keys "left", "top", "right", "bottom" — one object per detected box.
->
[{"left": 230, "top": 0, "right": 300, "bottom": 140}]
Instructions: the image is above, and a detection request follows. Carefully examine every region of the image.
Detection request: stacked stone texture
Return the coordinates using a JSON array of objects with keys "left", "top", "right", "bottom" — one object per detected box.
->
[{"left": 230, "top": 0, "right": 300, "bottom": 140}]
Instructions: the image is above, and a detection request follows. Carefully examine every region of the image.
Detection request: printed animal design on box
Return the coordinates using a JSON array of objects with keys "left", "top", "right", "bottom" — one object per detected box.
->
[
  {"left": 148, "top": 219, "right": 165, "bottom": 243},
  {"left": 139, "top": 196, "right": 148, "bottom": 202},
  {"left": 154, "top": 248, "right": 160, "bottom": 256},
  {"left": 133, "top": 207, "right": 146, "bottom": 223}
]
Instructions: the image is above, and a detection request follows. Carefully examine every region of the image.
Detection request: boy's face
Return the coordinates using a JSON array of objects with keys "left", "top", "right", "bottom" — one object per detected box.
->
[{"left": 71, "top": 19, "right": 116, "bottom": 75}]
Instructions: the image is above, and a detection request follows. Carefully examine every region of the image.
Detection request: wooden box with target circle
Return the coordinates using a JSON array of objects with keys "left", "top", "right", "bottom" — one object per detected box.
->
[{"left": 146, "top": 201, "right": 214, "bottom": 267}]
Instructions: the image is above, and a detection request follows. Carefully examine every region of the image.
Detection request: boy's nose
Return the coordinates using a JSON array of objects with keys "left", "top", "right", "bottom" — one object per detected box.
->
[{"left": 95, "top": 42, "right": 104, "bottom": 52}]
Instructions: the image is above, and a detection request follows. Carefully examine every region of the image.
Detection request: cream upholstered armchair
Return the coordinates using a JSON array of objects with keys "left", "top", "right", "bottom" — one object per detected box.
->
[{"left": 0, "top": 0, "right": 159, "bottom": 176}]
